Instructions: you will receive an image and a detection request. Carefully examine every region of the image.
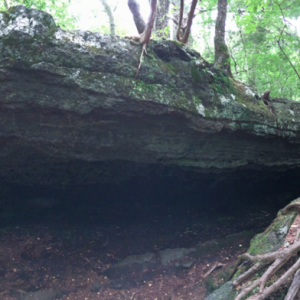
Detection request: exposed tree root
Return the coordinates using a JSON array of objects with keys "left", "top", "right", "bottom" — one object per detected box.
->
[
  {"left": 203, "top": 262, "right": 224, "bottom": 278},
  {"left": 281, "top": 199, "right": 300, "bottom": 214},
  {"left": 285, "top": 268, "right": 300, "bottom": 300},
  {"left": 228, "top": 198, "right": 300, "bottom": 300},
  {"left": 135, "top": 44, "right": 147, "bottom": 78},
  {"left": 133, "top": 0, "right": 157, "bottom": 78}
]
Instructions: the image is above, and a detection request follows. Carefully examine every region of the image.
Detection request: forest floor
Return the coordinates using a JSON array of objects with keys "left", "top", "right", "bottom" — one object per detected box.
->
[{"left": 0, "top": 201, "right": 280, "bottom": 300}]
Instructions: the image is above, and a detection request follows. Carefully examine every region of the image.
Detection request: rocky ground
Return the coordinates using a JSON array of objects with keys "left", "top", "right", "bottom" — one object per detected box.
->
[{"left": 0, "top": 191, "right": 281, "bottom": 300}]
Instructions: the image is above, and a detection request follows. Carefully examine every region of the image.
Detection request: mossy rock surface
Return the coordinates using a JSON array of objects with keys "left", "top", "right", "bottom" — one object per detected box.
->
[
  {"left": 1, "top": 6, "right": 300, "bottom": 186},
  {"left": 248, "top": 210, "right": 296, "bottom": 255},
  {"left": 205, "top": 200, "right": 298, "bottom": 299},
  {"left": 203, "top": 281, "right": 238, "bottom": 300}
]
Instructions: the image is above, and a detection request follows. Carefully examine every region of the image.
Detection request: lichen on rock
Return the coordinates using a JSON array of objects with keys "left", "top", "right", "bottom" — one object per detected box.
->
[{"left": 1, "top": 6, "right": 300, "bottom": 186}]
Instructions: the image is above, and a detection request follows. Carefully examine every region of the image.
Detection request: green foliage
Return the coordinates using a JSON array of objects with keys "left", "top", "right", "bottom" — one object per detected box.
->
[
  {"left": 1, "top": 0, "right": 299, "bottom": 100},
  {"left": 15, "top": 0, "right": 47, "bottom": 10},
  {"left": 231, "top": 0, "right": 300, "bottom": 99},
  {"left": 192, "top": 0, "right": 300, "bottom": 100},
  {"left": 47, "top": 1, "right": 77, "bottom": 30},
  {"left": 153, "top": 25, "right": 170, "bottom": 39},
  {"left": 191, "top": 64, "right": 203, "bottom": 83},
  {"left": 5, "top": 0, "right": 76, "bottom": 30}
]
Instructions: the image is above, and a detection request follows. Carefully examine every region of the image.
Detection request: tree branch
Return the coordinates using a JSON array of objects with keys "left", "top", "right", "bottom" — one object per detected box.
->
[
  {"left": 135, "top": 0, "right": 157, "bottom": 78},
  {"left": 113, "top": 0, "right": 119, "bottom": 12},
  {"left": 139, "top": 0, "right": 157, "bottom": 45},
  {"left": 276, "top": 41, "right": 300, "bottom": 81},
  {"left": 235, "top": 68, "right": 253, "bottom": 74},
  {"left": 285, "top": 268, "right": 300, "bottom": 300},
  {"left": 248, "top": 257, "right": 300, "bottom": 300},
  {"left": 275, "top": 2, "right": 300, "bottom": 81},
  {"left": 3, "top": 0, "right": 9, "bottom": 9},
  {"left": 100, "top": 0, "right": 115, "bottom": 36},
  {"left": 176, "top": 0, "right": 198, "bottom": 44}
]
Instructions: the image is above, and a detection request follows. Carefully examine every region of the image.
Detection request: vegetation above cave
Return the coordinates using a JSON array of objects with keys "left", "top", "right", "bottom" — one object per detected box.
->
[{"left": 1, "top": 0, "right": 299, "bottom": 100}]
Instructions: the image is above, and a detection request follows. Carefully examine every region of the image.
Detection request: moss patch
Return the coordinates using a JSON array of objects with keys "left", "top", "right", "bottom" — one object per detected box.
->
[
  {"left": 191, "top": 64, "right": 204, "bottom": 83},
  {"left": 248, "top": 211, "right": 297, "bottom": 255}
]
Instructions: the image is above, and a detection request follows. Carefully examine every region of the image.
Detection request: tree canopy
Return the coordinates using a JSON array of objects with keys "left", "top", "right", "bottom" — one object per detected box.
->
[{"left": 1, "top": 0, "right": 76, "bottom": 29}]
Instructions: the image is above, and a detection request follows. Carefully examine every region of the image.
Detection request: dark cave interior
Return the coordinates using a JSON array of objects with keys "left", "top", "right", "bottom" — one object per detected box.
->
[
  {"left": 1, "top": 164, "right": 300, "bottom": 299},
  {"left": 1, "top": 165, "right": 299, "bottom": 233}
]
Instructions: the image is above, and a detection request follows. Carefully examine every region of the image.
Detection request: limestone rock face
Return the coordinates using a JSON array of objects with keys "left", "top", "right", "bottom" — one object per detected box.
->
[{"left": 1, "top": 6, "right": 300, "bottom": 185}]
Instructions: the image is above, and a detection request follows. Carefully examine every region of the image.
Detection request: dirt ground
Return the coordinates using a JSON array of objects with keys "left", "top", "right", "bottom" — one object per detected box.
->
[{"left": 0, "top": 197, "right": 279, "bottom": 300}]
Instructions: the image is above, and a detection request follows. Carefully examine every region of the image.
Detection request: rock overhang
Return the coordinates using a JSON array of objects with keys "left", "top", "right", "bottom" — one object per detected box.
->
[{"left": 0, "top": 6, "right": 300, "bottom": 186}]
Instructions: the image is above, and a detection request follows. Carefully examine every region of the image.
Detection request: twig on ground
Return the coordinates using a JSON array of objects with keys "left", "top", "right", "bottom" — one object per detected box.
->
[{"left": 204, "top": 262, "right": 224, "bottom": 278}]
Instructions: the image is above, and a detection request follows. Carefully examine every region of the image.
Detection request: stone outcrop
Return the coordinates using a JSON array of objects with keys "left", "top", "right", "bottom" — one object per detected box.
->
[
  {"left": 1, "top": 6, "right": 300, "bottom": 185},
  {"left": 203, "top": 198, "right": 300, "bottom": 300}
]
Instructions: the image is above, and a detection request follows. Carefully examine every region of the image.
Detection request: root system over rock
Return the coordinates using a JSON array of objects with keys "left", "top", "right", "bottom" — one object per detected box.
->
[{"left": 228, "top": 198, "right": 300, "bottom": 300}]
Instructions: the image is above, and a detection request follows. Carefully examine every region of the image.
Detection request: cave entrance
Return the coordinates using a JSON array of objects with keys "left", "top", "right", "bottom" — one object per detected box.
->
[{"left": 0, "top": 165, "right": 299, "bottom": 299}]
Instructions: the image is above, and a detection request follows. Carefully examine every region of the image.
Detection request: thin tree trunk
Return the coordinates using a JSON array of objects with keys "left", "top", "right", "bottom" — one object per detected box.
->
[
  {"left": 140, "top": 0, "right": 157, "bottom": 45},
  {"left": 176, "top": 0, "right": 198, "bottom": 44},
  {"left": 276, "top": 1, "right": 300, "bottom": 82},
  {"left": 214, "top": 0, "right": 232, "bottom": 76},
  {"left": 239, "top": 28, "right": 249, "bottom": 83},
  {"left": 277, "top": 40, "right": 300, "bottom": 81},
  {"left": 3, "top": 0, "right": 9, "bottom": 9},
  {"left": 128, "top": 0, "right": 146, "bottom": 34},
  {"left": 169, "top": 2, "right": 175, "bottom": 39},
  {"left": 100, "top": 0, "right": 115, "bottom": 36},
  {"left": 135, "top": 0, "right": 157, "bottom": 77}
]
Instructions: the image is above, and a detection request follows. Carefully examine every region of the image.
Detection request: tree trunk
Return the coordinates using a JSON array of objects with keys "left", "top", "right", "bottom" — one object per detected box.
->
[
  {"left": 139, "top": 0, "right": 157, "bottom": 45},
  {"left": 135, "top": 0, "right": 157, "bottom": 77},
  {"left": 214, "top": 0, "right": 232, "bottom": 76},
  {"left": 128, "top": 0, "right": 146, "bottom": 34},
  {"left": 3, "top": 0, "right": 9, "bottom": 9},
  {"left": 176, "top": 0, "right": 198, "bottom": 44},
  {"left": 100, "top": 0, "right": 115, "bottom": 36}
]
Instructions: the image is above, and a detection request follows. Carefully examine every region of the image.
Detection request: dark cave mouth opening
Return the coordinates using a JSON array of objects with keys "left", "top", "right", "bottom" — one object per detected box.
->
[
  {"left": 0, "top": 164, "right": 300, "bottom": 299},
  {"left": 1, "top": 163, "right": 299, "bottom": 234}
]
